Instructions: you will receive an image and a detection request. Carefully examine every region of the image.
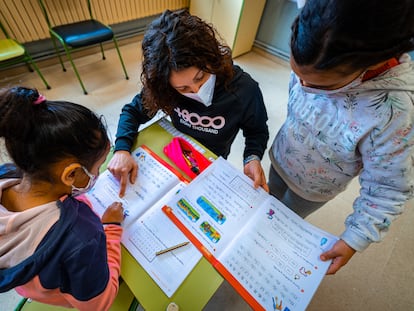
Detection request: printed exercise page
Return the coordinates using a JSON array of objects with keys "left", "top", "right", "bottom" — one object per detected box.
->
[
  {"left": 218, "top": 195, "right": 338, "bottom": 311},
  {"left": 87, "top": 146, "right": 181, "bottom": 228},
  {"left": 122, "top": 182, "right": 202, "bottom": 297},
  {"left": 167, "top": 157, "right": 268, "bottom": 257}
]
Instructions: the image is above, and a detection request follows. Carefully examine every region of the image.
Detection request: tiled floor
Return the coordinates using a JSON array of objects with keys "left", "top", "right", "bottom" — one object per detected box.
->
[{"left": 1, "top": 39, "right": 413, "bottom": 311}]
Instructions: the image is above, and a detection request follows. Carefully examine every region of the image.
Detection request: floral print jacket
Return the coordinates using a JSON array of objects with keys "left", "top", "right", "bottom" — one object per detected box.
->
[{"left": 270, "top": 54, "right": 414, "bottom": 252}]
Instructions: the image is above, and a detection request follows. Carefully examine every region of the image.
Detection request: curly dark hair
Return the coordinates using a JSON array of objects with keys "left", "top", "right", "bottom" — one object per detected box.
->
[
  {"left": 291, "top": 0, "right": 414, "bottom": 74},
  {"left": 0, "top": 86, "right": 109, "bottom": 182},
  {"left": 141, "top": 9, "right": 234, "bottom": 115}
]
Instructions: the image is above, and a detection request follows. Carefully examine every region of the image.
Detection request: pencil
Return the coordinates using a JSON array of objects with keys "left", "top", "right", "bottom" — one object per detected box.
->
[{"left": 155, "top": 241, "right": 190, "bottom": 256}]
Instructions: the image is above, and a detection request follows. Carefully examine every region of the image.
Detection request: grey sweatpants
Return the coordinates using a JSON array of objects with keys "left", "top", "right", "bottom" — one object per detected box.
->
[{"left": 268, "top": 165, "right": 326, "bottom": 218}]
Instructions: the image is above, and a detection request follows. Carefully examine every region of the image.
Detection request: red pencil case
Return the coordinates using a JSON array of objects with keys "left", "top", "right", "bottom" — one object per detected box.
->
[{"left": 163, "top": 137, "right": 211, "bottom": 179}]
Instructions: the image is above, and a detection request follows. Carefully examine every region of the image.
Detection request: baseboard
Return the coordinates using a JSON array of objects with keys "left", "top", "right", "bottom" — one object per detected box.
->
[{"left": 251, "top": 46, "right": 290, "bottom": 69}]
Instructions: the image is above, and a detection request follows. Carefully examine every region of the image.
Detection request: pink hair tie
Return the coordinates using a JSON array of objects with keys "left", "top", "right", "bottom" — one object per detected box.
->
[{"left": 33, "top": 94, "right": 46, "bottom": 105}]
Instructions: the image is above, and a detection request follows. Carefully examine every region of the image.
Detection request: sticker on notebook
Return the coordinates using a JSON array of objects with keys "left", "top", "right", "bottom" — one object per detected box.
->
[
  {"left": 196, "top": 196, "right": 226, "bottom": 224},
  {"left": 200, "top": 221, "right": 221, "bottom": 243},
  {"left": 177, "top": 198, "right": 200, "bottom": 222}
]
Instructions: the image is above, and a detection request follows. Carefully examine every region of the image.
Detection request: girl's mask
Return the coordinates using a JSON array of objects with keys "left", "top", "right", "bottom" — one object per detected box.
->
[
  {"left": 183, "top": 74, "right": 216, "bottom": 107},
  {"left": 71, "top": 166, "right": 98, "bottom": 196},
  {"left": 299, "top": 71, "right": 365, "bottom": 95}
]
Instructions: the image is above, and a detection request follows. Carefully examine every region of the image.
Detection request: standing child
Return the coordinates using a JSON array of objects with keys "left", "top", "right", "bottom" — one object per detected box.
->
[
  {"left": 268, "top": 0, "right": 414, "bottom": 274},
  {"left": 0, "top": 87, "right": 124, "bottom": 310}
]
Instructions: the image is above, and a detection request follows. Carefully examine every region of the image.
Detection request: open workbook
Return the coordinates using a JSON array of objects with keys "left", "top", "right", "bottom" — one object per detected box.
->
[
  {"left": 86, "top": 145, "right": 202, "bottom": 298},
  {"left": 163, "top": 157, "right": 338, "bottom": 311}
]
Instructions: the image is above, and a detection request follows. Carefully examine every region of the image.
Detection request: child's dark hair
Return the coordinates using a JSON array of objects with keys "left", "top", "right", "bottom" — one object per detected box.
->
[
  {"left": 0, "top": 86, "right": 109, "bottom": 181},
  {"left": 291, "top": 0, "right": 414, "bottom": 73},
  {"left": 141, "top": 9, "right": 234, "bottom": 115}
]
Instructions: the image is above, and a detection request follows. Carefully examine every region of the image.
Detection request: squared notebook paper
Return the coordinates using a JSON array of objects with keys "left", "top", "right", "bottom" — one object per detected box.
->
[
  {"left": 163, "top": 157, "right": 338, "bottom": 311},
  {"left": 86, "top": 145, "right": 202, "bottom": 297}
]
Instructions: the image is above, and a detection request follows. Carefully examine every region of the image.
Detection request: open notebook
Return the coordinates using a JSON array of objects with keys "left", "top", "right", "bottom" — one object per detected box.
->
[
  {"left": 86, "top": 146, "right": 202, "bottom": 297},
  {"left": 163, "top": 157, "right": 338, "bottom": 310}
]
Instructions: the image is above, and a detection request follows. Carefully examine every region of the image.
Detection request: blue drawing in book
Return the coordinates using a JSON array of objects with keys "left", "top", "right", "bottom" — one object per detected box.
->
[
  {"left": 135, "top": 150, "right": 146, "bottom": 162},
  {"left": 267, "top": 208, "right": 275, "bottom": 219},
  {"left": 199, "top": 221, "right": 221, "bottom": 243},
  {"left": 196, "top": 196, "right": 226, "bottom": 224},
  {"left": 177, "top": 198, "right": 200, "bottom": 222},
  {"left": 272, "top": 295, "right": 284, "bottom": 311}
]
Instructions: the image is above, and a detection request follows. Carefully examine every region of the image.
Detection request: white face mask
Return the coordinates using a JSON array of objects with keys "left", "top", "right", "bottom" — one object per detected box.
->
[
  {"left": 71, "top": 166, "right": 98, "bottom": 197},
  {"left": 183, "top": 74, "right": 216, "bottom": 107},
  {"left": 299, "top": 71, "right": 365, "bottom": 95}
]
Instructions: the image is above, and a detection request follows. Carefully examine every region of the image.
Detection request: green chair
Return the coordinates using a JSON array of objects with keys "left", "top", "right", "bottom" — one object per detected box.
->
[
  {"left": 0, "top": 21, "right": 51, "bottom": 90},
  {"left": 14, "top": 279, "right": 140, "bottom": 311},
  {"left": 37, "top": 0, "right": 129, "bottom": 94}
]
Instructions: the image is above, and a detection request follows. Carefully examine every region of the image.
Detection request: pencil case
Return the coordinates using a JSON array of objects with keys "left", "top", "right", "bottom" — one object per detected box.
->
[{"left": 163, "top": 137, "right": 211, "bottom": 179}]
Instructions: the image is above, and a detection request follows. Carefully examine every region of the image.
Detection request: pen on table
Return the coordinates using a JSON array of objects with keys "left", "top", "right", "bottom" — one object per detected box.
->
[{"left": 155, "top": 241, "right": 190, "bottom": 256}]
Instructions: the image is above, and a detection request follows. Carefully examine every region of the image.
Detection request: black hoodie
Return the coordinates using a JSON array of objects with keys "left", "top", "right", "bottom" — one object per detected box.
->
[{"left": 114, "top": 65, "right": 269, "bottom": 159}]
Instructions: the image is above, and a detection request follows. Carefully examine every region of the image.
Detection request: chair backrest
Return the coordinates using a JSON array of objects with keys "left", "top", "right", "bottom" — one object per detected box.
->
[
  {"left": 0, "top": 11, "right": 51, "bottom": 90},
  {"left": 0, "top": 20, "right": 26, "bottom": 61},
  {"left": 38, "top": 0, "right": 94, "bottom": 28}
]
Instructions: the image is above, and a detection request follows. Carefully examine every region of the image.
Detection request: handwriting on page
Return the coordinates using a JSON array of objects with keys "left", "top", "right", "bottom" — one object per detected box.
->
[
  {"left": 133, "top": 149, "right": 178, "bottom": 192},
  {"left": 228, "top": 175, "right": 261, "bottom": 203},
  {"left": 166, "top": 157, "right": 337, "bottom": 310},
  {"left": 220, "top": 199, "right": 334, "bottom": 311},
  {"left": 128, "top": 222, "right": 164, "bottom": 262},
  {"left": 88, "top": 147, "right": 181, "bottom": 228},
  {"left": 201, "top": 173, "right": 261, "bottom": 221},
  {"left": 170, "top": 159, "right": 265, "bottom": 255}
]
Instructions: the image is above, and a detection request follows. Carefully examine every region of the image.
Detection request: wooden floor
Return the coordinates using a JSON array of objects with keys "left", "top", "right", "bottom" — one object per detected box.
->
[{"left": 1, "top": 41, "right": 414, "bottom": 311}]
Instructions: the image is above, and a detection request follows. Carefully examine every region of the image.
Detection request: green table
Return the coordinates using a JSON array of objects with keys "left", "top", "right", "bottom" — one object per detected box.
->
[{"left": 118, "top": 119, "right": 223, "bottom": 311}]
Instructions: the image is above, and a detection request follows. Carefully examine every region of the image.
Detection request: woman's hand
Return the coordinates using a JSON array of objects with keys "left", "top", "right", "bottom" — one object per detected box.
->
[
  {"left": 107, "top": 150, "right": 138, "bottom": 197},
  {"left": 243, "top": 160, "right": 269, "bottom": 192},
  {"left": 101, "top": 202, "right": 124, "bottom": 224},
  {"left": 320, "top": 239, "right": 356, "bottom": 274}
]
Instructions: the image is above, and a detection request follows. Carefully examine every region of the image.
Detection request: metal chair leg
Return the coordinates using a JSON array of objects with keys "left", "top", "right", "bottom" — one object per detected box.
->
[
  {"left": 61, "top": 44, "right": 88, "bottom": 95},
  {"left": 25, "top": 52, "right": 51, "bottom": 89},
  {"left": 128, "top": 297, "right": 140, "bottom": 311},
  {"left": 99, "top": 43, "right": 106, "bottom": 60},
  {"left": 24, "top": 61, "right": 33, "bottom": 72},
  {"left": 50, "top": 35, "right": 66, "bottom": 72},
  {"left": 14, "top": 298, "right": 28, "bottom": 311},
  {"left": 112, "top": 37, "right": 129, "bottom": 80}
]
